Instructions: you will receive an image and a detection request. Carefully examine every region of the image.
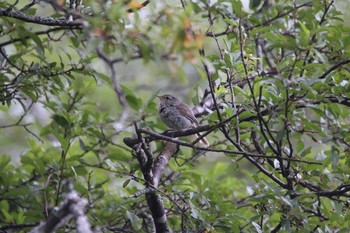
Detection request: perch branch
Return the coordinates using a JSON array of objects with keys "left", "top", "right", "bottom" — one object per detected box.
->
[{"left": 132, "top": 125, "right": 175, "bottom": 233}]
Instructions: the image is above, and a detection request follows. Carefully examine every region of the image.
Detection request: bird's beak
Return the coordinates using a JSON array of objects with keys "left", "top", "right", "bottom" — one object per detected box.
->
[{"left": 156, "top": 95, "right": 162, "bottom": 99}]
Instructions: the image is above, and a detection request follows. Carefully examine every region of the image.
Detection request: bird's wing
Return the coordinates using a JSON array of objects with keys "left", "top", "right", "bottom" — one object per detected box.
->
[{"left": 178, "top": 103, "right": 199, "bottom": 125}]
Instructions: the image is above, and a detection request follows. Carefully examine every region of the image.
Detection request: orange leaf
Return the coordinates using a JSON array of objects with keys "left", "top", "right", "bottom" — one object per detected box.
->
[
  {"left": 183, "top": 18, "right": 191, "bottom": 29},
  {"left": 127, "top": 1, "right": 143, "bottom": 9}
]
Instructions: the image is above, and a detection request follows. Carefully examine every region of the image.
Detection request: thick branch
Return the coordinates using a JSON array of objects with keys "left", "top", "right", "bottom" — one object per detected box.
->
[
  {"left": 152, "top": 141, "right": 177, "bottom": 187},
  {"left": 143, "top": 141, "right": 176, "bottom": 233},
  {"left": 29, "top": 182, "right": 92, "bottom": 233},
  {"left": 0, "top": 223, "right": 38, "bottom": 232},
  {"left": 0, "top": 7, "right": 82, "bottom": 26},
  {"left": 132, "top": 139, "right": 175, "bottom": 232},
  {"left": 145, "top": 192, "right": 172, "bottom": 233}
]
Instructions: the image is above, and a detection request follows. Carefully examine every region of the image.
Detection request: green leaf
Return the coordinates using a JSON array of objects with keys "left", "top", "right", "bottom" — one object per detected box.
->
[
  {"left": 126, "top": 211, "right": 141, "bottom": 230},
  {"left": 238, "top": 121, "right": 256, "bottom": 128},
  {"left": 215, "top": 85, "right": 227, "bottom": 96},
  {"left": 49, "top": 126, "right": 70, "bottom": 151},
  {"left": 122, "top": 179, "right": 131, "bottom": 188},
  {"left": 239, "top": 111, "right": 256, "bottom": 119},
  {"left": 109, "top": 148, "right": 130, "bottom": 162},
  {"left": 231, "top": 0, "right": 245, "bottom": 17},
  {"left": 276, "top": 129, "right": 285, "bottom": 141},
  {"left": 70, "top": 36, "right": 80, "bottom": 47},
  {"left": 28, "top": 31, "right": 44, "bottom": 58},
  {"left": 96, "top": 72, "right": 112, "bottom": 84},
  {"left": 24, "top": 8, "right": 37, "bottom": 15},
  {"left": 140, "top": 40, "right": 152, "bottom": 63},
  {"left": 125, "top": 94, "right": 142, "bottom": 110},
  {"left": 297, "top": 21, "right": 310, "bottom": 48},
  {"left": 79, "top": 138, "right": 87, "bottom": 151},
  {"left": 5, "top": 186, "right": 30, "bottom": 197},
  {"left": 250, "top": 0, "right": 264, "bottom": 10},
  {"left": 52, "top": 114, "right": 70, "bottom": 129},
  {"left": 0, "top": 155, "right": 11, "bottom": 170},
  {"left": 331, "top": 146, "right": 339, "bottom": 170}
]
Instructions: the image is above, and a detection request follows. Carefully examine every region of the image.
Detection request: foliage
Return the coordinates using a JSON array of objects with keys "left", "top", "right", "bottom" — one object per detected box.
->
[{"left": 0, "top": 0, "right": 350, "bottom": 232}]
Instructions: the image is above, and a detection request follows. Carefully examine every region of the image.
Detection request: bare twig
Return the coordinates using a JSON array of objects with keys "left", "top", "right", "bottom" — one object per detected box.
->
[
  {"left": 238, "top": 18, "right": 280, "bottom": 157},
  {"left": 20, "top": 0, "right": 41, "bottom": 11},
  {"left": 207, "top": 9, "right": 241, "bottom": 144},
  {"left": 300, "top": 0, "right": 335, "bottom": 77},
  {"left": 318, "top": 59, "right": 350, "bottom": 79},
  {"left": 0, "top": 27, "right": 81, "bottom": 48},
  {"left": 111, "top": 53, "right": 177, "bottom": 64},
  {"left": 206, "top": 28, "right": 234, "bottom": 37},
  {"left": 250, "top": 2, "right": 313, "bottom": 29},
  {"left": 96, "top": 46, "right": 129, "bottom": 128}
]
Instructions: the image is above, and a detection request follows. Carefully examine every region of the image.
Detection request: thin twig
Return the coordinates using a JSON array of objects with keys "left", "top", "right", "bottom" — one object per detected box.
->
[
  {"left": 249, "top": 2, "right": 313, "bottom": 29},
  {"left": 318, "top": 59, "right": 350, "bottom": 79},
  {"left": 0, "top": 27, "right": 81, "bottom": 48},
  {"left": 96, "top": 46, "right": 129, "bottom": 128}
]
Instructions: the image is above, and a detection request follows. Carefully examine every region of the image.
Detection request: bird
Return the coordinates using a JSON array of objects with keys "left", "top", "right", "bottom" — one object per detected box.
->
[{"left": 157, "top": 94, "right": 209, "bottom": 147}]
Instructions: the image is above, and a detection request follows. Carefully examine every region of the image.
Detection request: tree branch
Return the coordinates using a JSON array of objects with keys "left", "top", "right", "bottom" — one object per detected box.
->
[
  {"left": 318, "top": 59, "right": 350, "bottom": 79},
  {"left": 250, "top": 2, "right": 313, "bottom": 29},
  {"left": 132, "top": 126, "right": 175, "bottom": 232},
  {"left": 152, "top": 141, "right": 178, "bottom": 188},
  {"left": 297, "top": 180, "right": 350, "bottom": 198},
  {"left": 145, "top": 192, "right": 172, "bottom": 233},
  {"left": 96, "top": 46, "right": 129, "bottom": 129},
  {"left": 29, "top": 182, "right": 92, "bottom": 233},
  {"left": 125, "top": 127, "right": 321, "bottom": 165},
  {"left": 0, "top": 7, "right": 82, "bottom": 26},
  {"left": 0, "top": 223, "right": 39, "bottom": 232},
  {"left": 145, "top": 141, "right": 176, "bottom": 233},
  {"left": 0, "top": 27, "right": 81, "bottom": 48}
]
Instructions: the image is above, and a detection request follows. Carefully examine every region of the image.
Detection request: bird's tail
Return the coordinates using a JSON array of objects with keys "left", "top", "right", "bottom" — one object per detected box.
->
[{"left": 189, "top": 133, "right": 209, "bottom": 147}]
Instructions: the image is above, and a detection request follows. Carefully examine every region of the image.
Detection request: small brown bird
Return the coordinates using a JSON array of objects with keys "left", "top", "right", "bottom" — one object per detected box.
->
[{"left": 157, "top": 94, "right": 209, "bottom": 147}]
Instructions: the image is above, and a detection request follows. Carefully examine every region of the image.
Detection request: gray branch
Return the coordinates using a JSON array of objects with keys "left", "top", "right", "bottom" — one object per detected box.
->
[
  {"left": 0, "top": 7, "right": 82, "bottom": 26},
  {"left": 29, "top": 182, "right": 93, "bottom": 233}
]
